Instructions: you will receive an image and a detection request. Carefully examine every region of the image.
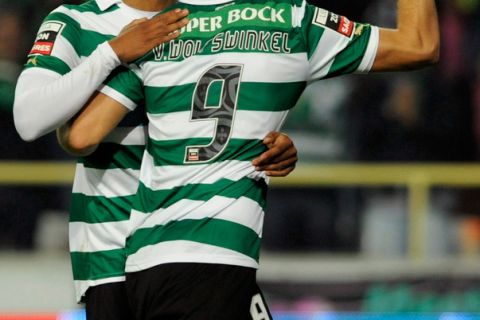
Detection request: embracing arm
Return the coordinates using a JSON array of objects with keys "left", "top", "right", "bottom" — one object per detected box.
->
[
  {"left": 372, "top": 0, "right": 440, "bottom": 71},
  {"left": 57, "top": 92, "right": 129, "bottom": 156}
]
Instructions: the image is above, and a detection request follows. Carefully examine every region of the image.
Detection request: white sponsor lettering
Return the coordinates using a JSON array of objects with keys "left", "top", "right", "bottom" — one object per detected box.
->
[
  {"left": 32, "top": 44, "right": 52, "bottom": 52},
  {"left": 330, "top": 13, "right": 339, "bottom": 23},
  {"left": 341, "top": 17, "right": 352, "bottom": 35},
  {"left": 35, "top": 32, "right": 50, "bottom": 41},
  {"left": 228, "top": 7, "right": 285, "bottom": 24},
  {"left": 182, "top": 16, "right": 223, "bottom": 33},
  {"left": 228, "top": 9, "right": 241, "bottom": 23},
  {"left": 272, "top": 8, "right": 285, "bottom": 23}
]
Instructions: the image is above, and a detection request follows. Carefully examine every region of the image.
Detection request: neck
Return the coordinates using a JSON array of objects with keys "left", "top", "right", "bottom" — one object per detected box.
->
[{"left": 122, "top": 0, "right": 175, "bottom": 11}]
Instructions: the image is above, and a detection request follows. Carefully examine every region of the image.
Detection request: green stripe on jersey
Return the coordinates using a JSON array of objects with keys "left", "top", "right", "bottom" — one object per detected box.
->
[
  {"left": 79, "top": 143, "right": 144, "bottom": 170},
  {"left": 126, "top": 218, "right": 261, "bottom": 261},
  {"left": 105, "top": 66, "right": 144, "bottom": 104},
  {"left": 134, "top": 176, "right": 267, "bottom": 213},
  {"left": 145, "top": 81, "right": 305, "bottom": 114},
  {"left": 147, "top": 138, "right": 266, "bottom": 166},
  {"left": 70, "top": 193, "right": 134, "bottom": 223},
  {"left": 24, "top": 55, "right": 71, "bottom": 75},
  {"left": 71, "top": 249, "right": 125, "bottom": 281},
  {"left": 327, "top": 25, "right": 372, "bottom": 77}
]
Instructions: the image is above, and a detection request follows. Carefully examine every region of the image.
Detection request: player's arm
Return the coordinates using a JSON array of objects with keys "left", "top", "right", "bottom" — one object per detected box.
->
[
  {"left": 252, "top": 132, "right": 298, "bottom": 177},
  {"left": 57, "top": 92, "right": 129, "bottom": 156},
  {"left": 14, "top": 9, "right": 188, "bottom": 141},
  {"left": 372, "top": 0, "right": 439, "bottom": 71}
]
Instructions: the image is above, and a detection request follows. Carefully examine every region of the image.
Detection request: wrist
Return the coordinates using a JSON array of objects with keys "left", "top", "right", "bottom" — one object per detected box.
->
[{"left": 107, "top": 38, "right": 125, "bottom": 63}]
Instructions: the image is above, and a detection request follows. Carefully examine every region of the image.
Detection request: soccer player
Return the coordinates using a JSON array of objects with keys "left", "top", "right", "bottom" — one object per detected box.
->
[
  {"left": 31, "top": 0, "right": 441, "bottom": 318},
  {"left": 13, "top": 1, "right": 298, "bottom": 319}
]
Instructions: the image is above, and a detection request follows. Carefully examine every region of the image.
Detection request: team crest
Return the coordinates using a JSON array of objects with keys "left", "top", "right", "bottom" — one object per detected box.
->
[
  {"left": 29, "top": 21, "right": 65, "bottom": 55},
  {"left": 312, "top": 8, "right": 354, "bottom": 38}
]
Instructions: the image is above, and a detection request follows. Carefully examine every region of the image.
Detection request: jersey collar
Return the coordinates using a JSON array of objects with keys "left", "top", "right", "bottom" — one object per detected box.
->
[{"left": 96, "top": 0, "right": 122, "bottom": 11}]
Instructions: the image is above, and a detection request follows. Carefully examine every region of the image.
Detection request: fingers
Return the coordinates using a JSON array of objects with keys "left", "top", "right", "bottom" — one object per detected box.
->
[
  {"left": 252, "top": 131, "right": 297, "bottom": 177},
  {"left": 262, "top": 131, "right": 280, "bottom": 147},
  {"left": 149, "top": 11, "right": 189, "bottom": 44},
  {"left": 252, "top": 133, "right": 296, "bottom": 167},
  {"left": 265, "top": 167, "right": 295, "bottom": 177},
  {"left": 261, "top": 158, "right": 296, "bottom": 177},
  {"left": 158, "top": 17, "right": 189, "bottom": 36},
  {"left": 255, "top": 157, "right": 297, "bottom": 173},
  {"left": 152, "top": 8, "right": 189, "bottom": 24}
]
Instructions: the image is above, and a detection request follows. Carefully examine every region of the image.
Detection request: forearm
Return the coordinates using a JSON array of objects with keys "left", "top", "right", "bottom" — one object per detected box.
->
[
  {"left": 58, "top": 91, "right": 130, "bottom": 155},
  {"left": 372, "top": 0, "right": 440, "bottom": 71},
  {"left": 13, "top": 42, "right": 120, "bottom": 141},
  {"left": 56, "top": 122, "right": 98, "bottom": 157}
]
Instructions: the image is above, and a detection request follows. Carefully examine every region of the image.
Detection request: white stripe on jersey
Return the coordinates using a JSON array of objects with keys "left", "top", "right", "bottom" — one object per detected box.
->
[
  {"left": 125, "top": 240, "right": 259, "bottom": 273},
  {"left": 51, "top": 34, "right": 81, "bottom": 69},
  {"left": 99, "top": 84, "right": 139, "bottom": 111},
  {"left": 308, "top": 28, "right": 348, "bottom": 80},
  {"left": 72, "top": 163, "right": 139, "bottom": 196},
  {"left": 141, "top": 52, "right": 309, "bottom": 87},
  {"left": 357, "top": 26, "right": 379, "bottom": 73},
  {"left": 103, "top": 125, "right": 147, "bottom": 145},
  {"left": 139, "top": 152, "right": 266, "bottom": 191},
  {"left": 69, "top": 220, "right": 131, "bottom": 252},
  {"left": 130, "top": 196, "right": 265, "bottom": 235},
  {"left": 291, "top": 0, "right": 306, "bottom": 27},
  {"left": 54, "top": 5, "right": 129, "bottom": 36},
  {"left": 148, "top": 110, "right": 289, "bottom": 140}
]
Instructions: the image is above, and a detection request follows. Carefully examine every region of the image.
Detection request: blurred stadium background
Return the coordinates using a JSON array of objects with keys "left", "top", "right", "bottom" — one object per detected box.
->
[{"left": 2, "top": 0, "right": 480, "bottom": 318}]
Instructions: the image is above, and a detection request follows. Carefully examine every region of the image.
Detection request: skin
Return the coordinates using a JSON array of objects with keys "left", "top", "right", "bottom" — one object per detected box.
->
[{"left": 372, "top": 0, "right": 440, "bottom": 71}]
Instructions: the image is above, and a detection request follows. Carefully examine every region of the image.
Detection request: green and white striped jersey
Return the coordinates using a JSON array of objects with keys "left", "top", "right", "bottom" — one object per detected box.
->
[
  {"left": 25, "top": 0, "right": 152, "bottom": 301},
  {"left": 104, "top": 0, "right": 379, "bottom": 273}
]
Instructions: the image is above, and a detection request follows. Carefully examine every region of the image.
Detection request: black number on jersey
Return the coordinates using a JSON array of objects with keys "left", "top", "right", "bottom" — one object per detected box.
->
[{"left": 184, "top": 64, "right": 243, "bottom": 164}]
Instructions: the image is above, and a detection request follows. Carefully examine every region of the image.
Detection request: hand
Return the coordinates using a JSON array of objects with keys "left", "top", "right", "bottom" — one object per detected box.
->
[
  {"left": 109, "top": 9, "right": 189, "bottom": 63},
  {"left": 252, "top": 132, "right": 298, "bottom": 177}
]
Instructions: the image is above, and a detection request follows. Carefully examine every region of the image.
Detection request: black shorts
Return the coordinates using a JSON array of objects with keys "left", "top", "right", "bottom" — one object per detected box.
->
[
  {"left": 125, "top": 263, "right": 272, "bottom": 320},
  {"left": 84, "top": 281, "right": 135, "bottom": 320}
]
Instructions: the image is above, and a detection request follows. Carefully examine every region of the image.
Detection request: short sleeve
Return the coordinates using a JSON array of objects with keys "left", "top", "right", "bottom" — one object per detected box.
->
[
  {"left": 24, "top": 6, "right": 83, "bottom": 76},
  {"left": 99, "top": 66, "right": 144, "bottom": 111},
  {"left": 301, "top": 4, "right": 379, "bottom": 81}
]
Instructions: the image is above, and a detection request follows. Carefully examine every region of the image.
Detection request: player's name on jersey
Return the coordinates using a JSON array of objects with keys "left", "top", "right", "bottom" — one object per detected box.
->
[
  {"left": 177, "top": 3, "right": 292, "bottom": 37},
  {"left": 153, "top": 30, "right": 291, "bottom": 61}
]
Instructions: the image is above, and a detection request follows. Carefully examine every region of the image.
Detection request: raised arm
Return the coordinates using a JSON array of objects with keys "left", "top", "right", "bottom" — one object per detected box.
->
[{"left": 372, "top": 0, "right": 440, "bottom": 71}]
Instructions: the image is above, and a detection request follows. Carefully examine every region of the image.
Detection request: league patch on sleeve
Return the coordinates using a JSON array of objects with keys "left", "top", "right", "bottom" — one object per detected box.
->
[
  {"left": 312, "top": 8, "right": 354, "bottom": 38},
  {"left": 29, "top": 21, "right": 66, "bottom": 55}
]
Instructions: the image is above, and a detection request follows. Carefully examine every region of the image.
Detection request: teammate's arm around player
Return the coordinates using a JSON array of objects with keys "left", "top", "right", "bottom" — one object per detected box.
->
[
  {"left": 57, "top": 92, "right": 299, "bottom": 177},
  {"left": 13, "top": 9, "right": 189, "bottom": 141},
  {"left": 373, "top": 0, "right": 439, "bottom": 71}
]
